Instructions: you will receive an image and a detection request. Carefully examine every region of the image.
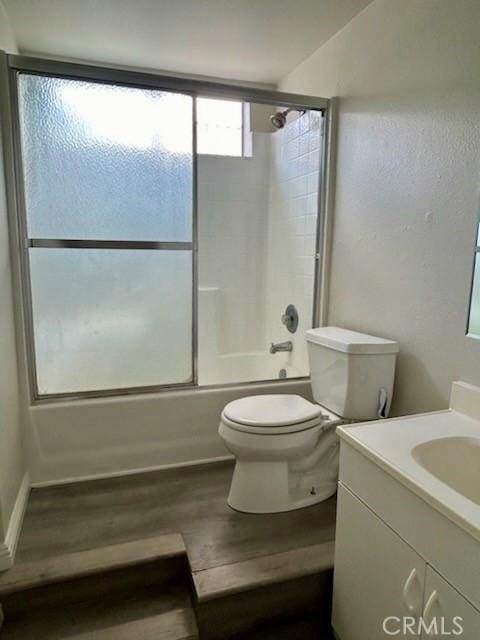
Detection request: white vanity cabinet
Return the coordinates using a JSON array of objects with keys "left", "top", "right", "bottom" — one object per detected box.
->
[
  {"left": 332, "top": 384, "right": 480, "bottom": 639},
  {"left": 333, "top": 484, "right": 425, "bottom": 640},
  {"left": 333, "top": 482, "right": 480, "bottom": 639},
  {"left": 421, "top": 567, "right": 480, "bottom": 640}
]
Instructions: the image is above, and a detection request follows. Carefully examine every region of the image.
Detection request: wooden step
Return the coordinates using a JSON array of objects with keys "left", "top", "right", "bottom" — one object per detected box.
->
[
  {"left": 0, "top": 533, "right": 190, "bottom": 628},
  {"left": 1, "top": 582, "right": 198, "bottom": 640},
  {"left": 2, "top": 608, "right": 197, "bottom": 640},
  {"left": 192, "top": 542, "right": 334, "bottom": 640},
  {"left": 193, "top": 541, "right": 335, "bottom": 602},
  {"left": 231, "top": 613, "right": 335, "bottom": 640},
  {"left": 69, "top": 608, "right": 198, "bottom": 640},
  {"left": 0, "top": 533, "right": 185, "bottom": 596}
]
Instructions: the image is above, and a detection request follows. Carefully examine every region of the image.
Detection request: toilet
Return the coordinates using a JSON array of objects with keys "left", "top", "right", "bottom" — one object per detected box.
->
[{"left": 219, "top": 327, "right": 399, "bottom": 513}]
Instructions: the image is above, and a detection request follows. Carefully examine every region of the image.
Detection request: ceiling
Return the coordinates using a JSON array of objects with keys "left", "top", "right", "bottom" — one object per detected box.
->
[{"left": 3, "top": 0, "right": 371, "bottom": 84}]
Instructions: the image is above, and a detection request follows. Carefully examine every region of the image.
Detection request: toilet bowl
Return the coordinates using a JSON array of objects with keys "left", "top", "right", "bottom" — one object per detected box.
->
[
  {"left": 219, "top": 327, "right": 399, "bottom": 514},
  {"left": 219, "top": 394, "right": 342, "bottom": 513}
]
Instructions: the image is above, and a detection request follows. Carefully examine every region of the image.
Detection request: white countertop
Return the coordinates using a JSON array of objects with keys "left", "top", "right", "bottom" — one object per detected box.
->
[{"left": 337, "top": 405, "right": 480, "bottom": 542}]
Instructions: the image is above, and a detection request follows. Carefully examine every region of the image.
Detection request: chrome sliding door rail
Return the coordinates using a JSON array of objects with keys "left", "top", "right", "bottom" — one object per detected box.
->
[
  {"left": 28, "top": 239, "right": 193, "bottom": 250},
  {"left": 8, "top": 54, "right": 329, "bottom": 111}
]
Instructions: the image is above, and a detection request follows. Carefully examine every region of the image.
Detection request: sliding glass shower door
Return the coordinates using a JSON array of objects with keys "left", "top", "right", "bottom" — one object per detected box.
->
[{"left": 16, "top": 74, "right": 195, "bottom": 396}]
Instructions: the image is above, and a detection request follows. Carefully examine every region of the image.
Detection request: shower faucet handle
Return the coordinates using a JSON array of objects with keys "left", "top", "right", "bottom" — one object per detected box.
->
[{"left": 281, "top": 304, "right": 299, "bottom": 334}]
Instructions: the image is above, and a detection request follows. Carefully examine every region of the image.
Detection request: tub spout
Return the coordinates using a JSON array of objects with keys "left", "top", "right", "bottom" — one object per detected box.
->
[{"left": 270, "top": 340, "right": 293, "bottom": 354}]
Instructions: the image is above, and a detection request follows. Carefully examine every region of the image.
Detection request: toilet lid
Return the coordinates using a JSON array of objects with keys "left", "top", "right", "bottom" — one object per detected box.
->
[{"left": 223, "top": 394, "right": 322, "bottom": 428}]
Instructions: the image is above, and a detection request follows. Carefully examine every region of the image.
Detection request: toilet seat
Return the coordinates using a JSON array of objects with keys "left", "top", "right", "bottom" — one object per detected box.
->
[
  {"left": 222, "top": 413, "right": 323, "bottom": 435},
  {"left": 222, "top": 394, "right": 334, "bottom": 435}
]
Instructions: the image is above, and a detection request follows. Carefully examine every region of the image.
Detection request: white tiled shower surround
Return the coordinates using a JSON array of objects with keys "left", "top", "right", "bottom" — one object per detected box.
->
[
  {"left": 198, "top": 109, "right": 322, "bottom": 384},
  {"left": 265, "top": 110, "right": 322, "bottom": 377}
]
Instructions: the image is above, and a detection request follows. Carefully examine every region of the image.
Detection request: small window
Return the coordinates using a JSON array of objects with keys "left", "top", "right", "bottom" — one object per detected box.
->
[{"left": 196, "top": 97, "right": 244, "bottom": 157}]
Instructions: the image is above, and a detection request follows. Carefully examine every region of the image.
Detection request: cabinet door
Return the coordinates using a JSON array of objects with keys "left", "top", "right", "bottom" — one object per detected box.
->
[
  {"left": 333, "top": 484, "right": 426, "bottom": 640},
  {"left": 421, "top": 566, "right": 480, "bottom": 639}
]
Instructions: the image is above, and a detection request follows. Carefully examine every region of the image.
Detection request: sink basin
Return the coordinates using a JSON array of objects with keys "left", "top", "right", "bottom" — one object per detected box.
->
[
  {"left": 338, "top": 386, "right": 480, "bottom": 540},
  {"left": 412, "top": 436, "right": 480, "bottom": 505}
]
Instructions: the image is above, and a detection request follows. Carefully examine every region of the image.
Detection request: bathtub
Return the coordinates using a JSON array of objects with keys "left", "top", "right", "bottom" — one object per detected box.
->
[
  {"left": 198, "top": 286, "right": 308, "bottom": 386},
  {"left": 27, "top": 287, "right": 311, "bottom": 486},
  {"left": 198, "top": 350, "right": 304, "bottom": 385},
  {"left": 28, "top": 377, "right": 313, "bottom": 486}
]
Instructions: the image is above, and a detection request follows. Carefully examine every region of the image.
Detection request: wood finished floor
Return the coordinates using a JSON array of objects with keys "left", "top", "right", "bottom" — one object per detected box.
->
[
  {"left": 1, "top": 580, "right": 197, "bottom": 640},
  {"left": 17, "top": 461, "right": 336, "bottom": 572}
]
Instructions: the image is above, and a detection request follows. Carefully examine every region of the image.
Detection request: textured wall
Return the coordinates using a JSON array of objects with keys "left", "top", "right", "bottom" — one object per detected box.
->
[
  {"left": 0, "top": 0, "right": 26, "bottom": 536},
  {"left": 280, "top": 0, "right": 480, "bottom": 415}
]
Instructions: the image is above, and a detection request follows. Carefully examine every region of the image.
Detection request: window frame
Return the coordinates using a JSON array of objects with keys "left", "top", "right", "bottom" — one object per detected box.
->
[
  {"left": 0, "top": 51, "right": 333, "bottom": 403},
  {"left": 12, "top": 71, "right": 198, "bottom": 399},
  {"left": 196, "top": 96, "right": 247, "bottom": 158}
]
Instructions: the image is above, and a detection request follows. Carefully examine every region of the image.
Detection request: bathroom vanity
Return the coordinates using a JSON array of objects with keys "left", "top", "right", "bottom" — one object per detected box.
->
[{"left": 332, "top": 381, "right": 480, "bottom": 639}]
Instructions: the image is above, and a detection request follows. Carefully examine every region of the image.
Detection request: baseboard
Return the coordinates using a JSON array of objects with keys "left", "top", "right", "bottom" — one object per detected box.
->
[
  {"left": 0, "top": 473, "right": 30, "bottom": 571},
  {"left": 30, "top": 455, "right": 234, "bottom": 489}
]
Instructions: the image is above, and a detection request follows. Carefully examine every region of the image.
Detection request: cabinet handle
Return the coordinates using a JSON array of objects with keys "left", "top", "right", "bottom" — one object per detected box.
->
[
  {"left": 423, "top": 589, "right": 439, "bottom": 636},
  {"left": 402, "top": 568, "right": 421, "bottom": 616}
]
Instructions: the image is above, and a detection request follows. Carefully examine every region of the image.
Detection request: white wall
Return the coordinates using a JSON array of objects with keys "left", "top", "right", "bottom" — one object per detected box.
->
[
  {"left": 280, "top": 0, "right": 480, "bottom": 416},
  {"left": 0, "top": 0, "right": 27, "bottom": 551}
]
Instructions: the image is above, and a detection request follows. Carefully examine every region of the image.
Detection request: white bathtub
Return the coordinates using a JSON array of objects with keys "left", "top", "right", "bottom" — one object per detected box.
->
[
  {"left": 28, "top": 377, "right": 313, "bottom": 486},
  {"left": 198, "top": 286, "right": 308, "bottom": 386},
  {"left": 198, "top": 350, "right": 304, "bottom": 385}
]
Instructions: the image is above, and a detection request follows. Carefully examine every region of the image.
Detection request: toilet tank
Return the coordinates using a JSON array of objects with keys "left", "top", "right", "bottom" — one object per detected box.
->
[{"left": 306, "top": 327, "right": 399, "bottom": 421}]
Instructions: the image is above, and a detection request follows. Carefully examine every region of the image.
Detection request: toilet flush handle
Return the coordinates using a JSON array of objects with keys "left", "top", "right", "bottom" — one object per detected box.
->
[{"left": 377, "top": 388, "right": 388, "bottom": 419}]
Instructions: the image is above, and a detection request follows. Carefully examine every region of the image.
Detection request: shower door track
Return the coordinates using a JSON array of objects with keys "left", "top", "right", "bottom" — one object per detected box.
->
[
  {"left": 0, "top": 50, "right": 335, "bottom": 403},
  {"left": 27, "top": 240, "right": 193, "bottom": 251}
]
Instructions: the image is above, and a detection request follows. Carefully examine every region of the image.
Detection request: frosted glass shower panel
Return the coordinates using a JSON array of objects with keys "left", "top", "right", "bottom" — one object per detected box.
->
[
  {"left": 468, "top": 252, "right": 480, "bottom": 336},
  {"left": 30, "top": 249, "right": 193, "bottom": 394},
  {"left": 18, "top": 75, "right": 193, "bottom": 241}
]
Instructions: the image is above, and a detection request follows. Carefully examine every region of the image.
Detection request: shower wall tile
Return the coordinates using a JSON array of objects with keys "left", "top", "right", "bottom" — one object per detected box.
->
[
  {"left": 198, "top": 110, "right": 322, "bottom": 382},
  {"left": 305, "top": 214, "right": 317, "bottom": 236},
  {"left": 265, "top": 111, "right": 323, "bottom": 376}
]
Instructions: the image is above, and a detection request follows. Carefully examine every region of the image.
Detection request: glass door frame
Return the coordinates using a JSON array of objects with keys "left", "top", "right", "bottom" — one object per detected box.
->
[
  {"left": 12, "top": 71, "right": 198, "bottom": 399},
  {"left": 0, "top": 51, "right": 333, "bottom": 403}
]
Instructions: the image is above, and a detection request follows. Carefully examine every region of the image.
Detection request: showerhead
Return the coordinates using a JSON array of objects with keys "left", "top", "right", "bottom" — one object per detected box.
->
[
  {"left": 270, "top": 108, "right": 306, "bottom": 129},
  {"left": 270, "top": 110, "right": 288, "bottom": 129}
]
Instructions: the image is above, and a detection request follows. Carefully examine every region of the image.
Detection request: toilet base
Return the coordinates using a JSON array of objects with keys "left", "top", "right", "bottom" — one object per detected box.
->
[{"left": 227, "top": 459, "right": 337, "bottom": 514}]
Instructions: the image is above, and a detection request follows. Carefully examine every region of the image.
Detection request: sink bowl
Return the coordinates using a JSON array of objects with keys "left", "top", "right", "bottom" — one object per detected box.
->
[{"left": 412, "top": 436, "right": 480, "bottom": 505}]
